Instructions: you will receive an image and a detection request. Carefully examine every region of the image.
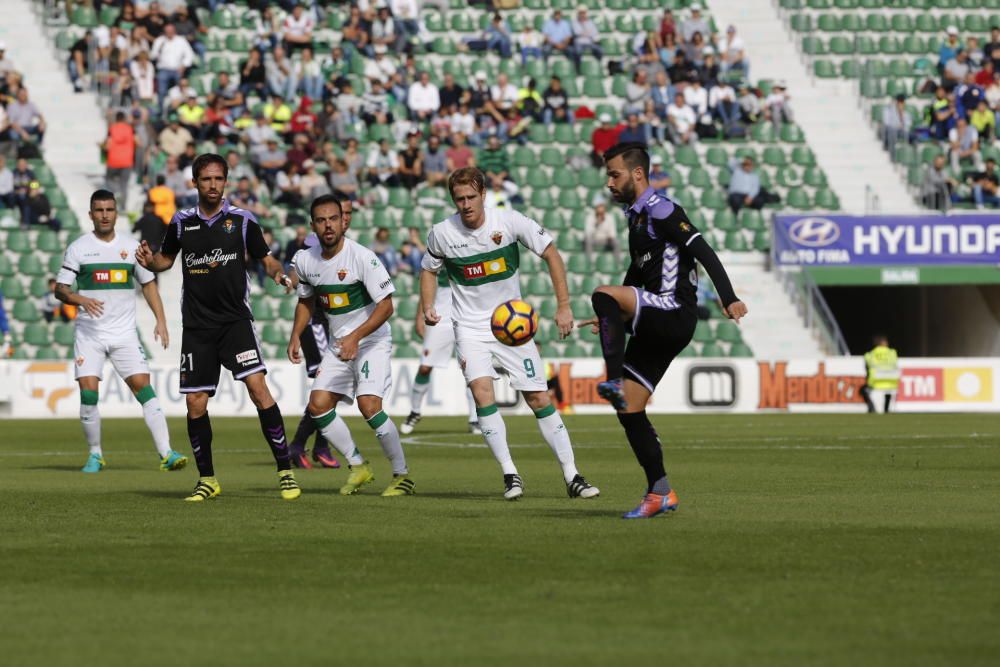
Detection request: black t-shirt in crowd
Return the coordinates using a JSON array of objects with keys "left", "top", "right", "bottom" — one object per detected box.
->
[
  {"left": 439, "top": 83, "right": 465, "bottom": 109},
  {"left": 160, "top": 200, "right": 270, "bottom": 328}
]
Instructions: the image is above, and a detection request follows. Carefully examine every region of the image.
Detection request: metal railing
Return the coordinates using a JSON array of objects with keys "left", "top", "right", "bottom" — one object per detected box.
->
[{"left": 776, "top": 265, "right": 850, "bottom": 356}]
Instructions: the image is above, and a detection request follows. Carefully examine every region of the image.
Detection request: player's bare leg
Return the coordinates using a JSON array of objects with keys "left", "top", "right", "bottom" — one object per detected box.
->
[
  {"left": 358, "top": 394, "right": 413, "bottom": 496},
  {"left": 522, "top": 390, "right": 599, "bottom": 499},
  {"left": 468, "top": 376, "right": 521, "bottom": 499},
  {"left": 245, "top": 372, "right": 299, "bottom": 500},
  {"left": 589, "top": 285, "right": 638, "bottom": 411}
]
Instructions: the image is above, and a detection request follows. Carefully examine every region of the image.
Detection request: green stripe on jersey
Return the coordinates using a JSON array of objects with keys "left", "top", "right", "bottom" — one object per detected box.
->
[
  {"left": 443, "top": 243, "right": 520, "bottom": 287},
  {"left": 76, "top": 263, "right": 135, "bottom": 290},
  {"left": 437, "top": 271, "right": 450, "bottom": 288},
  {"left": 316, "top": 283, "right": 374, "bottom": 315}
]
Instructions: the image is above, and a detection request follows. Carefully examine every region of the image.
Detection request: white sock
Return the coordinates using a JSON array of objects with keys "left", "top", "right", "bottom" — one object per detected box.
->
[
  {"left": 466, "top": 387, "right": 477, "bottom": 423},
  {"left": 477, "top": 405, "right": 517, "bottom": 475},
  {"left": 312, "top": 409, "right": 365, "bottom": 466},
  {"left": 368, "top": 411, "right": 407, "bottom": 475},
  {"left": 81, "top": 403, "right": 101, "bottom": 456},
  {"left": 140, "top": 395, "right": 172, "bottom": 457},
  {"left": 536, "top": 407, "right": 578, "bottom": 483},
  {"left": 411, "top": 372, "right": 431, "bottom": 413}
]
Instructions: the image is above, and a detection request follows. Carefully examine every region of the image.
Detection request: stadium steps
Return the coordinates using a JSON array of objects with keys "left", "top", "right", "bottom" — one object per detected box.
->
[
  {"left": 6, "top": 0, "right": 108, "bottom": 226},
  {"left": 707, "top": 0, "right": 920, "bottom": 213}
]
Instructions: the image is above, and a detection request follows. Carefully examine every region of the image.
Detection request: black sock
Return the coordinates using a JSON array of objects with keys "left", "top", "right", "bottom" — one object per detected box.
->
[
  {"left": 290, "top": 411, "right": 317, "bottom": 451},
  {"left": 617, "top": 411, "right": 669, "bottom": 494},
  {"left": 258, "top": 404, "right": 291, "bottom": 471},
  {"left": 592, "top": 291, "right": 626, "bottom": 380},
  {"left": 313, "top": 432, "right": 329, "bottom": 451},
  {"left": 187, "top": 413, "right": 214, "bottom": 477}
]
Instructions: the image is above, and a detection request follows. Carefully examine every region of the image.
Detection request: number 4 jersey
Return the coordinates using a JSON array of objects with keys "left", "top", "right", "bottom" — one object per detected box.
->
[
  {"left": 421, "top": 207, "right": 552, "bottom": 342},
  {"left": 291, "top": 238, "right": 395, "bottom": 351},
  {"left": 56, "top": 232, "right": 155, "bottom": 340}
]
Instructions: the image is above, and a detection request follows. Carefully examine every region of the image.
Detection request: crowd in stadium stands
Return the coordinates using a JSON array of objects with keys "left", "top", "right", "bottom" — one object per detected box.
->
[
  {"left": 0, "top": 40, "right": 61, "bottom": 230},
  {"left": 882, "top": 23, "right": 1000, "bottom": 210},
  {"left": 69, "top": 0, "right": 801, "bottom": 251}
]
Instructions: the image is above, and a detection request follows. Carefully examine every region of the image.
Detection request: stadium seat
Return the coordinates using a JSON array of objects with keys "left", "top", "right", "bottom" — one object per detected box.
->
[
  {"left": 53, "top": 323, "right": 75, "bottom": 346},
  {"left": 29, "top": 277, "right": 51, "bottom": 298},
  {"left": 700, "top": 342, "right": 725, "bottom": 357},
  {"left": 33, "top": 346, "right": 59, "bottom": 359},
  {"left": 251, "top": 296, "right": 276, "bottom": 321},
  {"left": 724, "top": 231, "right": 751, "bottom": 252},
  {"left": 0, "top": 255, "right": 14, "bottom": 277},
  {"left": 6, "top": 230, "right": 31, "bottom": 254},
  {"left": 715, "top": 320, "right": 743, "bottom": 344},
  {"left": 729, "top": 342, "right": 754, "bottom": 357},
  {"left": 814, "top": 188, "right": 840, "bottom": 209},
  {"left": 12, "top": 300, "right": 41, "bottom": 322},
  {"left": 23, "top": 323, "right": 52, "bottom": 346},
  {"left": 71, "top": 6, "right": 99, "bottom": 27},
  {"left": 17, "top": 255, "right": 45, "bottom": 277},
  {"left": 786, "top": 189, "right": 812, "bottom": 209}
]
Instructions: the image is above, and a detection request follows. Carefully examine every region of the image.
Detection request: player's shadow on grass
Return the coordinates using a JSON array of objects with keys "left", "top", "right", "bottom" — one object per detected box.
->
[
  {"left": 412, "top": 491, "right": 497, "bottom": 501},
  {"left": 130, "top": 490, "right": 188, "bottom": 499},
  {"left": 526, "top": 508, "right": 629, "bottom": 519}
]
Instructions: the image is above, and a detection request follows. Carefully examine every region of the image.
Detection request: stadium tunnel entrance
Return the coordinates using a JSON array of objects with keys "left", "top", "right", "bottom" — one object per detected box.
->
[{"left": 820, "top": 284, "right": 1000, "bottom": 357}]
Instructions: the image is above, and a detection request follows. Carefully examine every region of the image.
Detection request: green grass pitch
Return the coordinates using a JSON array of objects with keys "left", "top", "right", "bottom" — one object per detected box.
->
[{"left": 1, "top": 413, "right": 997, "bottom": 666}]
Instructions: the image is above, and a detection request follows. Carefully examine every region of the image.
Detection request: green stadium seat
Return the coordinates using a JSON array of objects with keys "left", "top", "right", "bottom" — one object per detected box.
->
[
  {"left": 815, "top": 59, "right": 840, "bottom": 80},
  {"left": 675, "top": 146, "right": 700, "bottom": 167},
  {"left": 34, "top": 346, "right": 59, "bottom": 360},
  {"left": 792, "top": 147, "right": 817, "bottom": 167},
  {"left": 713, "top": 209, "right": 738, "bottom": 231},
  {"left": 724, "top": 231, "right": 751, "bottom": 252},
  {"left": 699, "top": 190, "right": 728, "bottom": 211},
  {"left": 212, "top": 9, "right": 237, "bottom": 29},
  {"left": 693, "top": 322, "right": 714, "bottom": 344},
  {"left": 814, "top": 188, "right": 840, "bottom": 209},
  {"left": 530, "top": 190, "right": 555, "bottom": 210},
  {"left": 829, "top": 37, "right": 855, "bottom": 56},
  {"left": 739, "top": 209, "right": 766, "bottom": 231},
  {"left": 29, "top": 277, "right": 51, "bottom": 298},
  {"left": 432, "top": 38, "right": 457, "bottom": 55},
  {"left": 54, "top": 323, "right": 75, "bottom": 346},
  {"left": 0, "top": 255, "right": 14, "bottom": 278},
  {"left": 763, "top": 147, "right": 787, "bottom": 168},
  {"left": 802, "top": 37, "right": 826, "bottom": 56},
  {"left": 6, "top": 230, "right": 31, "bottom": 254},
  {"left": 582, "top": 77, "right": 607, "bottom": 98},
  {"left": 72, "top": 6, "right": 99, "bottom": 27},
  {"left": 278, "top": 299, "right": 296, "bottom": 321},
  {"left": 729, "top": 342, "right": 754, "bottom": 358},
  {"left": 1, "top": 276, "right": 26, "bottom": 299},
  {"left": 753, "top": 229, "right": 771, "bottom": 252},
  {"left": 700, "top": 342, "right": 725, "bottom": 357},
  {"left": 786, "top": 189, "right": 812, "bottom": 209},
  {"left": 261, "top": 324, "right": 286, "bottom": 346},
  {"left": 12, "top": 299, "right": 41, "bottom": 322},
  {"left": 715, "top": 320, "right": 743, "bottom": 344},
  {"left": 37, "top": 230, "right": 62, "bottom": 254},
  {"left": 790, "top": 14, "right": 813, "bottom": 32},
  {"left": 18, "top": 255, "right": 45, "bottom": 277},
  {"left": 817, "top": 14, "right": 841, "bottom": 32},
  {"left": 540, "top": 148, "right": 564, "bottom": 168},
  {"left": 23, "top": 322, "right": 52, "bottom": 346},
  {"left": 777, "top": 167, "right": 802, "bottom": 188},
  {"left": 840, "top": 60, "right": 862, "bottom": 78},
  {"left": 529, "top": 125, "right": 554, "bottom": 145},
  {"left": 552, "top": 170, "right": 578, "bottom": 189},
  {"left": 567, "top": 254, "right": 591, "bottom": 274},
  {"left": 594, "top": 253, "right": 620, "bottom": 275},
  {"left": 251, "top": 296, "right": 276, "bottom": 321},
  {"left": 688, "top": 168, "right": 713, "bottom": 189},
  {"left": 803, "top": 168, "right": 828, "bottom": 188}
]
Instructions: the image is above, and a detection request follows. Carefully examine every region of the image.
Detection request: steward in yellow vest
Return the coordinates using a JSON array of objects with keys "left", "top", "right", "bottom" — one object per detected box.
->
[{"left": 862, "top": 336, "right": 899, "bottom": 413}]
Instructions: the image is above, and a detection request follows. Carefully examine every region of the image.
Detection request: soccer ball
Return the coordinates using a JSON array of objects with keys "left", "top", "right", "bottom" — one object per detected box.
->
[{"left": 491, "top": 299, "right": 539, "bottom": 346}]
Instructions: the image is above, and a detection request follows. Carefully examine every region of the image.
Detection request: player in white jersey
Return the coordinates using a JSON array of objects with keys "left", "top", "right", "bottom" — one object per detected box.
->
[
  {"left": 420, "top": 168, "right": 599, "bottom": 501},
  {"left": 400, "top": 269, "right": 481, "bottom": 436},
  {"left": 288, "top": 195, "right": 414, "bottom": 497},
  {"left": 54, "top": 189, "right": 186, "bottom": 473}
]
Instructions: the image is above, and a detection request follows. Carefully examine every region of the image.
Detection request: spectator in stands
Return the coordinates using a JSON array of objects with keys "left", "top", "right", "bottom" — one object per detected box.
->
[
  {"left": 939, "top": 26, "right": 962, "bottom": 74},
  {"left": 764, "top": 81, "right": 793, "bottom": 134},
  {"left": 171, "top": 4, "right": 206, "bottom": 62},
  {"left": 667, "top": 49, "right": 698, "bottom": 86},
  {"left": 943, "top": 50, "right": 970, "bottom": 92},
  {"left": 238, "top": 47, "right": 268, "bottom": 101},
  {"left": 367, "top": 138, "right": 401, "bottom": 187},
  {"left": 710, "top": 78, "right": 739, "bottom": 129},
  {"left": 480, "top": 13, "right": 513, "bottom": 59},
  {"left": 244, "top": 112, "right": 277, "bottom": 163},
  {"left": 516, "top": 78, "right": 544, "bottom": 122},
  {"left": 328, "top": 157, "right": 360, "bottom": 200},
  {"left": 204, "top": 96, "right": 235, "bottom": 143},
  {"left": 298, "top": 159, "right": 330, "bottom": 200},
  {"left": 484, "top": 176, "right": 512, "bottom": 209},
  {"left": 335, "top": 79, "right": 363, "bottom": 126},
  {"left": 700, "top": 49, "right": 720, "bottom": 85},
  {"left": 151, "top": 23, "right": 194, "bottom": 113},
  {"left": 133, "top": 199, "right": 165, "bottom": 254},
  {"left": 684, "top": 33, "right": 710, "bottom": 67},
  {"left": 478, "top": 131, "right": 511, "bottom": 182},
  {"left": 966, "top": 35, "right": 984, "bottom": 68},
  {"left": 164, "top": 76, "right": 197, "bottom": 113},
  {"left": 583, "top": 195, "right": 621, "bottom": 263},
  {"left": 103, "top": 111, "right": 135, "bottom": 212},
  {"left": 129, "top": 50, "right": 155, "bottom": 105},
  {"left": 0, "top": 155, "right": 13, "bottom": 210},
  {"left": 231, "top": 176, "right": 269, "bottom": 218},
  {"left": 417, "top": 134, "right": 446, "bottom": 187},
  {"left": 590, "top": 113, "right": 624, "bottom": 166},
  {"left": 970, "top": 99, "right": 995, "bottom": 141},
  {"left": 67, "top": 31, "right": 94, "bottom": 92},
  {"left": 490, "top": 72, "right": 519, "bottom": 116},
  {"left": 931, "top": 86, "right": 956, "bottom": 139},
  {"left": 371, "top": 5, "right": 398, "bottom": 54},
  {"left": 343, "top": 136, "right": 366, "bottom": 180},
  {"left": 283, "top": 3, "right": 315, "bottom": 53},
  {"left": 571, "top": 6, "right": 602, "bottom": 71},
  {"left": 147, "top": 174, "right": 175, "bottom": 224},
  {"left": 361, "top": 79, "right": 393, "bottom": 127},
  {"left": 288, "top": 46, "right": 322, "bottom": 100},
  {"left": 720, "top": 25, "right": 747, "bottom": 79},
  {"left": 974, "top": 59, "right": 994, "bottom": 88},
  {"left": 667, "top": 92, "right": 697, "bottom": 145},
  {"left": 11, "top": 158, "right": 34, "bottom": 222},
  {"left": 921, "top": 154, "right": 957, "bottom": 211},
  {"left": 446, "top": 131, "right": 476, "bottom": 170},
  {"left": 399, "top": 231, "right": 426, "bottom": 275},
  {"left": 163, "top": 154, "right": 195, "bottom": 207},
  {"left": 158, "top": 114, "right": 193, "bottom": 158},
  {"left": 738, "top": 81, "right": 762, "bottom": 124},
  {"left": 949, "top": 117, "right": 984, "bottom": 174},
  {"left": 211, "top": 71, "right": 245, "bottom": 115},
  {"left": 373, "top": 227, "right": 401, "bottom": 276},
  {"left": 139, "top": 2, "right": 167, "bottom": 38},
  {"left": 398, "top": 131, "right": 424, "bottom": 189},
  {"left": 632, "top": 30, "right": 662, "bottom": 69},
  {"left": 0, "top": 287, "right": 9, "bottom": 357},
  {"left": 727, "top": 156, "right": 778, "bottom": 213},
  {"left": 274, "top": 162, "right": 303, "bottom": 208},
  {"left": 881, "top": 94, "right": 912, "bottom": 156},
  {"left": 680, "top": 4, "right": 711, "bottom": 43},
  {"left": 970, "top": 158, "right": 1000, "bottom": 209},
  {"left": 439, "top": 72, "right": 468, "bottom": 109},
  {"left": 450, "top": 101, "right": 479, "bottom": 142},
  {"left": 22, "top": 182, "right": 58, "bottom": 231},
  {"left": 264, "top": 92, "right": 293, "bottom": 135},
  {"left": 624, "top": 69, "right": 651, "bottom": 116},
  {"left": 956, "top": 72, "right": 985, "bottom": 116},
  {"left": 659, "top": 9, "right": 677, "bottom": 44},
  {"left": 341, "top": 5, "right": 370, "bottom": 55},
  {"left": 266, "top": 45, "right": 293, "bottom": 99},
  {"left": 619, "top": 112, "right": 649, "bottom": 145},
  {"left": 365, "top": 44, "right": 398, "bottom": 87},
  {"left": 542, "top": 9, "right": 577, "bottom": 69},
  {"left": 519, "top": 23, "right": 543, "bottom": 66},
  {"left": 285, "top": 132, "right": 314, "bottom": 172},
  {"left": 685, "top": 76, "right": 710, "bottom": 116},
  {"left": 284, "top": 227, "right": 310, "bottom": 269},
  {"left": 249, "top": 229, "right": 280, "bottom": 286},
  {"left": 649, "top": 155, "right": 671, "bottom": 194},
  {"left": 542, "top": 75, "right": 571, "bottom": 126},
  {"left": 40, "top": 278, "right": 69, "bottom": 324},
  {"left": 6, "top": 88, "right": 45, "bottom": 144},
  {"left": 408, "top": 71, "right": 441, "bottom": 121},
  {"left": 177, "top": 93, "right": 206, "bottom": 140},
  {"left": 392, "top": 0, "right": 422, "bottom": 47}
]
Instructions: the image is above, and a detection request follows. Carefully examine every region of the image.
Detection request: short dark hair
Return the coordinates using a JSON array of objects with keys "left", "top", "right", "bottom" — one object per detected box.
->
[
  {"left": 115, "top": 111, "right": 126, "bottom": 122},
  {"left": 310, "top": 193, "right": 342, "bottom": 219},
  {"left": 603, "top": 141, "right": 650, "bottom": 178},
  {"left": 155, "top": 175, "right": 166, "bottom": 186},
  {"left": 89, "top": 189, "right": 116, "bottom": 208},
  {"left": 191, "top": 153, "right": 229, "bottom": 180}
]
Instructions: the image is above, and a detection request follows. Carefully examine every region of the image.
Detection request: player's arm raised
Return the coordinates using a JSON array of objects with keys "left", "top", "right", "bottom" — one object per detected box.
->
[
  {"left": 140, "top": 279, "right": 170, "bottom": 348},
  {"left": 540, "top": 244, "right": 574, "bottom": 338},
  {"left": 665, "top": 213, "right": 748, "bottom": 323}
]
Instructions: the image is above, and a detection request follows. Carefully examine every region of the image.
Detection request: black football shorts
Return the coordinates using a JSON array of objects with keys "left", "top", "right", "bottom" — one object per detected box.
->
[
  {"left": 622, "top": 289, "right": 697, "bottom": 393},
  {"left": 179, "top": 320, "right": 267, "bottom": 396}
]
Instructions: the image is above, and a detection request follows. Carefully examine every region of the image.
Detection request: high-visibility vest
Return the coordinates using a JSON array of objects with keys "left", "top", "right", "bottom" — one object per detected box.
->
[{"left": 864, "top": 345, "right": 900, "bottom": 390}]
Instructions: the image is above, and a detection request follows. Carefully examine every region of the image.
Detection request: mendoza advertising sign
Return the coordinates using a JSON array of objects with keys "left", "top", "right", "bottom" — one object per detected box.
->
[{"left": 773, "top": 215, "right": 1000, "bottom": 266}]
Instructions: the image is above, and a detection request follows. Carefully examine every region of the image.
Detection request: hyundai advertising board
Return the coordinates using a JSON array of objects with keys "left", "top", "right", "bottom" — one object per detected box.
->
[{"left": 773, "top": 215, "right": 1000, "bottom": 266}]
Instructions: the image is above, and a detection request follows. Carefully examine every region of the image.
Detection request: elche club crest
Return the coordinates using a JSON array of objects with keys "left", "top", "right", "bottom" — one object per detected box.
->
[
  {"left": 337, "top": 268, "right": 348, "bottom": 281},
  {"left": 76, "top": 356, "right": 85, "bottom": 366},
  {"left": 491, "top": 231, "right": 503, "bottom": 245},
  {"left": 119, "top": 249, "right": 128, "bottom": 260}
]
